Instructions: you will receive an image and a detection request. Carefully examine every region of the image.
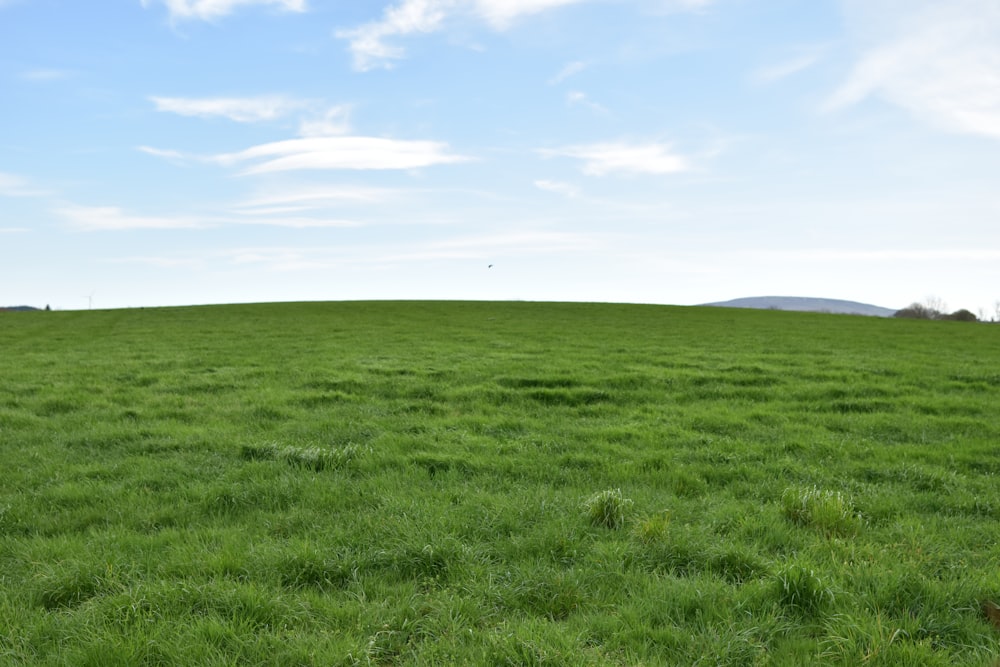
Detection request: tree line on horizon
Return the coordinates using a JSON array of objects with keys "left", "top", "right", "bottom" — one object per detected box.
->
[{"left": 893, "top": 297, "right": 996, "bottom": 322}]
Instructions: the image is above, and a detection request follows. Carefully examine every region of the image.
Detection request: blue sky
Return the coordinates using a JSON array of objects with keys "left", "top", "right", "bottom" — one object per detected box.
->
[{"left": 2, "top": 0, "right": 999, "bottom": 313}]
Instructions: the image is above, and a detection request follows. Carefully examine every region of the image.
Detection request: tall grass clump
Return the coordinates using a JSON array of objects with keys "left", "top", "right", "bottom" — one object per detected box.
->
[
  {"left": 241, "top": 442, "right": 362, "bottom": 471},
  {"left": 781, "top": 486, "right": 862, "bottom": 537},
  {"left": 774, "top": 562, "right": 835, "bottom": 616},
  {"left": 582, "top": 489, "right": 633, "bottom": 529},
  {"left": 632, "top": 510, "right": 671, "bottom": 543}
]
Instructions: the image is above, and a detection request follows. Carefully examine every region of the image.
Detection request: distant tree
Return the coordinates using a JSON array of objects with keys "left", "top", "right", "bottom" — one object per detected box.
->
[
  {"left": 45, "top": 304, "right": 51, "bottom": 311},
  {"left": 942, "top": 309, "right": 978, "bottom": 322},
  {"left": 924, "top": 295, "right": 948, "bottom": 314},
  {"left": 894, "top": 302, "right": 940, "bottom": 320}
]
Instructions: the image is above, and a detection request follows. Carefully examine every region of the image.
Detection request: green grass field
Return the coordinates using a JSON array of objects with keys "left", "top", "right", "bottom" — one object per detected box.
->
[{"left": 2, "top": 301, "right": 999, "bottom": 665}]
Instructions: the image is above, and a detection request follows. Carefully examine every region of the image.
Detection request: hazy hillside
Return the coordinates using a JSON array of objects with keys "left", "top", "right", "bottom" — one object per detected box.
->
[{"left": 702, "top": 296, "right": 897, "bottom": 317}]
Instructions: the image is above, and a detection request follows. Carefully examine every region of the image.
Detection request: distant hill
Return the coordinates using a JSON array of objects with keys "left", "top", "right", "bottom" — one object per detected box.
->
[
  {"left": 0, "top": 306, "right": 41, "bottom": 312},
  {"left": 701, "top": 296, "right": 897, "bottom": 317}
]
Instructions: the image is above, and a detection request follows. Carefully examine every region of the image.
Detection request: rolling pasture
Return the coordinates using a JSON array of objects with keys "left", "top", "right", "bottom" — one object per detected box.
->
[{"left": 1, "top": 301, "right": 999, "bottom": 665}]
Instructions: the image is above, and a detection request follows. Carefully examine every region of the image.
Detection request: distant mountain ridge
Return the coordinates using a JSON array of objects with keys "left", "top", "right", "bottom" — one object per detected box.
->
[
  {"left": 0, "top": 306, "right": 40, "bottom": 312},
  {"left": 702, "top": 296, "right": 897, "bottom": 317}
]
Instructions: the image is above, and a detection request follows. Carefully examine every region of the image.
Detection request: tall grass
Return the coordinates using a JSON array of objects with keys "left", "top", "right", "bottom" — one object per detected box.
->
[{"left": 1, "top": 301, "right": 999, "bottom": 664}]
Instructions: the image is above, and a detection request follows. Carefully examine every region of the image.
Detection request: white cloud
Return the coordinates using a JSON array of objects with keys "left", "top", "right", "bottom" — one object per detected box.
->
[
  {"left": 338, "top": 0, "right": 716, "bottom": 69},
  {"left": 751, "top": 248, "right": 1000, "bottom": 263},
  {"left": 234, "top": 216, "right": 363, "bottom": 228},
  {"left": 141, "top": 0, "right": 306, "bottom": 21},
  {"left": 57, "top": 205, "right": 206, "bottom": 231},
  {"left": 150, "top": 95, "right": 307, "bottom": 123},
  {"left": 475, "top": 0, "right": 587, "bottom": 29},
  {"left": 566, "top": 90, "right": 608, "bottom": 114},
  {"left": 534, "top": 179, "right": 580, "bottom": 197},
  {"left": 137, "top": 146, "right": 194, "bottom": 166},
  {"left": 828, "top": 0, "right": 1000, "bottom": 139},
  {"left": 238, "top": 185, "right": 399, "bottom": 211},
  {"left": 336, "top": 0, "right": 452, "bottom": 71},
  {"left": 751, "top": 52, "right": 821, "bottom": 84},
  {"left": 0, "top": 172, "right": 47, "bottom": 197},
  {"left": 337, "top": 0, "right": 597, "bottom": 70},
  {"left": 111, "top": 256, "right": 203, "bottom": 268},
  {"left": 213, "top": 136, "right": 471, "bottom": 174},
  {"left": 297, "top": 105, "right": 352, "bottom": 137},
  {"left": 660, "top": 0, "right": 713, "bottom": 10},
  {"left": 19, "top": 69, "right": 73, "bottom": 82},
  {"left": 548, "top": 60, "right": 587, "bottom": 85},
  {"left": 540, "top": 141, "right": 690, "bottom": 176}
]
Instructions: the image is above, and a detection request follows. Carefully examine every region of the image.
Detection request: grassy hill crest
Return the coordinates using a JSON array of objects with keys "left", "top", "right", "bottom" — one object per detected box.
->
[{"left": 1, "top": 300, "right": 998, "bottom": 665}]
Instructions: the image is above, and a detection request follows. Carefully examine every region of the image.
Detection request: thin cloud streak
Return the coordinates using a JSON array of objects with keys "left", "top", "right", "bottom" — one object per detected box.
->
[
  {"left": 0, "top": 172, "right": 48, "bottom": 198},
  {"left": 150, "top": 95, "right": 308, "bottom": 123},
  {"left": 548, "top": 60, "right": 587, "bottom": 85},
  {"left": 57, "top": 205, "right": 207, "bottom": 231},
  {"left": 214, "top": 136, "right": 472, "bottom": 174},
  {"left": 566, "top": 90, "right": 609, "bottom": 114},
  {"left": 19, "top": 68, "right": 73, "bottom": 82},
  {"left": 735, "top": 248, "right": 1000, "bottom": 263},
  {"left": 829, "top": 0, "right": 1000, "bottom": 139},
  {"left": 337, "top": 0, "right": 595, "bottom": 70},
  {"left": 534, "top": 179, "right": 580, "bottom": 197},
  {"left": 57, "top": 202, "right": 365, "bottom": 231},
  {"left": 237, "top": 185, "right": 402, "bottom": 211},
  {"left": 751, "top": 52, "right": 822, "bottom": 84},
  {"left": 141, "top": 0, "right": 306, "bottom": 21},
  {"left": 540, "top": 141, "right": 690, "bottom": 176}
]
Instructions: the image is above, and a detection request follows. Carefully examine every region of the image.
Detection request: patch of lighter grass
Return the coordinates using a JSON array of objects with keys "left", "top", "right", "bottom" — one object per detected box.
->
[
  {"left": 582, "top": 488, "right": 634, "bottom": 530},
  {"left": 781, "top": 486, "right": 863, "bottom": 537},
  {"left": 240, "top": 441, "right": 364, "bottom": 471}
]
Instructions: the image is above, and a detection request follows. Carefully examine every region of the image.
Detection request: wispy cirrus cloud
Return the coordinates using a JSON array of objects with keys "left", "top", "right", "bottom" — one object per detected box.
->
[
  {"left": 236, "top": 185, "right": 401, "bottom": 213},
  {"left": 0, "top": 172, "right": 48, "bottom": 198},
  {"left": 57, "top": 201, "right": 365, "bottom": 231},
  {"left": 534, "top": 179, "right": 580, "bottom": 197},
  {"left": 142, "top": 97, "right": 463, "bottom": 173},
  {"left": 335, "top": 0, "right": 452, "bottom": 71},
  {"left": 19, "top": 68, "right": 73, "bottom": 82},
  {"left": 297, "top": 105, "right": 352, "bottom": 137},
  {"left": 140, "top": 0, "right": 306, "bottom": 21},
  {"left": 751, "top": 49, "right": 824, "bottom": 85},
  {"left": 150, "top": 95, "right": 309, "bottom": 123},
  {"left": 548, "top": 60, "right": 587, "bottom": 85},
  {"left": 539, "top": 141, "right": 690, "bottom": 176},
  {"left": 828, "top": 0, "right": 1000, "bottom": 139},
  {"left": 213, "top": 136, "right": 471, "bottom": 174},
  {"left": 566, "top": 90, "right": 608, "bottom": 114},
  {"left": 149, "top": 95, "right": 353, "bottom": 143},
  {"left": 56, "top": 205, "right": 207, "bottom": 231},
  {"left": 731, "top": 247, "right": 1000, "bottom": 263},
  {"left": 336, "top": 0, "right": 595, "bottom": 71}
]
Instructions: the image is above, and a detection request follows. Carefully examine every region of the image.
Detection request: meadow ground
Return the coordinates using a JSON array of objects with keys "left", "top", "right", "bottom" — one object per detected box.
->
[{"left": 1, "top": 301, "right": 999, "bottom": 665}]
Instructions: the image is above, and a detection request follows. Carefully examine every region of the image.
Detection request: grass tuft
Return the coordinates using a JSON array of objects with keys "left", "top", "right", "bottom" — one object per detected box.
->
[
  {"left": 240, "top": 442, "right": 362, "bottom": 471},
  {"left": 774, "top": 562, "right": 835, "bottom": 615},
  {"left": 633, "top": 510, "right": 671, "bottom": 543},
  {"left": 781, "top": 486, "right": 863, "bottom": 536},
  {"left": 582, "top": 488, "right": 634, "bottom": 530}
]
